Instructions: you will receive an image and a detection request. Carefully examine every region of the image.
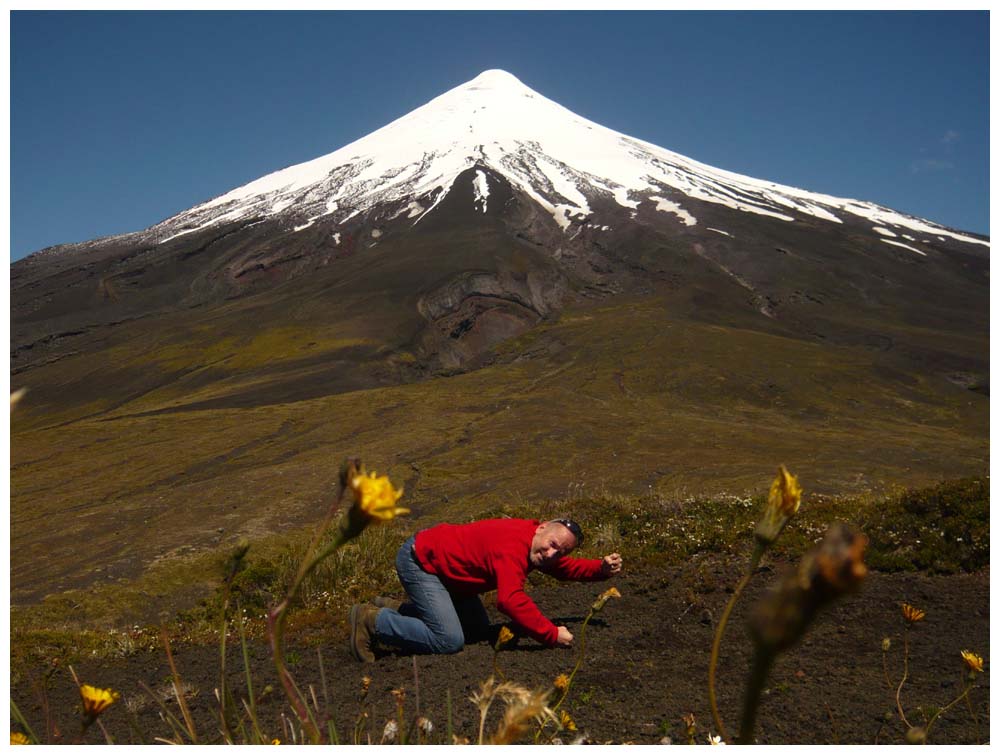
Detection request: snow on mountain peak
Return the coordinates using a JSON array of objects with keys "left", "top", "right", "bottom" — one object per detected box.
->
[
  {"left": 463, "top": 68, "right": 527, "bottom": 89},
  {"left": 152, "top": 70, "right": 987, "bottom": 249}
]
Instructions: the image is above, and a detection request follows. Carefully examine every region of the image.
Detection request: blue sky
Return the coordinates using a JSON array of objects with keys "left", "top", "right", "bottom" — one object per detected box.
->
[{"left": 10, "top": 10, "right": 989, "bottom": 260}]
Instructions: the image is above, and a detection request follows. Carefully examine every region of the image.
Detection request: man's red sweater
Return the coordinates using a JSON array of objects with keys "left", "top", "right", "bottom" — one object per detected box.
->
[{"left": 413, "top": 518, "right": 607, "bottom": 646}]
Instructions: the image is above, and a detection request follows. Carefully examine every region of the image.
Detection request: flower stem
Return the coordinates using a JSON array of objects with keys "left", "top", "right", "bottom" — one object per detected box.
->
[
  {"left": 736, "top": 647, "right": 775, "bottom": 744},
  {"left": 552, "top": 609, "right": 594, "bottom": 714},
  {"left": 268, "top": 483, "right": 349, "bottom": 745},
  {"left": 895, "top": 627, "right": 913, "bottom": 729},
  {"left": 708, "top": 543, "right": 763, "bottom": 742},
  {"left": 925, "top": 676, "right": 975, "bottom": 739}
]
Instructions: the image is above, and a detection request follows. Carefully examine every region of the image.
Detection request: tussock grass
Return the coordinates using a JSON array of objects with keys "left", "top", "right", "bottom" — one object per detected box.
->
[{"left": 10, "top": 477, "right": 987, "bottom": 677}]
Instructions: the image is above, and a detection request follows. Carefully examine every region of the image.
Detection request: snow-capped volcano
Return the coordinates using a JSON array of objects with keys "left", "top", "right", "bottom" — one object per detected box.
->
[{"left": 151, "top": 69, "right": 986, "bottom": 250}]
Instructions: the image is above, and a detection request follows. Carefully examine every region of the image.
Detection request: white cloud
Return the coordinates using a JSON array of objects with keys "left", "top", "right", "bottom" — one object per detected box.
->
[{"left": 910, "top": 158, "right": 955, "bottom": 174}]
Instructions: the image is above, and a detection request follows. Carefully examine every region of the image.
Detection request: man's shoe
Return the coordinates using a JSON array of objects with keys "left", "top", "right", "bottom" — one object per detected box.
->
[
  {"left": 349, "top": 604, "right": 379, "bottom": 663},
  {"left": 372, "top": 596, "right": 403, "bottom": 612}
]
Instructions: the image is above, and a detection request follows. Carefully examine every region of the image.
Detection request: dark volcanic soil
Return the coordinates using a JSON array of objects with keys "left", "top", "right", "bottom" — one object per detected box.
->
[{"left": 13, "top": 557, "right": 989, "bottom": 745}]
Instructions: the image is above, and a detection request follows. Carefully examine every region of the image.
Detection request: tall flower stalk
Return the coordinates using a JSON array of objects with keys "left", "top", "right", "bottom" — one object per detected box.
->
[
  {"left": 708, "top": 465, "right": 801, "bottom": 741},
  {"left": 739, "top": 523, "right": 867, "bottom": 743},
  {"left": 267, "top": 458, "right": 407, "bottom": 744},
  {"left": 536, "top": 586, "right": 620, "bottom": 742}
]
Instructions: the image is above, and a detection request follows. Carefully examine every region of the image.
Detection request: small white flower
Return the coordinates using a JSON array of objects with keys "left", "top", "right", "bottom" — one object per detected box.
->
[
  {"left": 381, "top": 719, "right": 398, "bottom": 743},
  {"left": 708, "top": 734, "right": 726, "bottom": 745}
]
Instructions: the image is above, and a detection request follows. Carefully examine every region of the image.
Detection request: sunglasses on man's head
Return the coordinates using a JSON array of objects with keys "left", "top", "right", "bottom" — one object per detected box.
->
[{"left": 552, "top": 518, "right": 584, "bottom": 546}]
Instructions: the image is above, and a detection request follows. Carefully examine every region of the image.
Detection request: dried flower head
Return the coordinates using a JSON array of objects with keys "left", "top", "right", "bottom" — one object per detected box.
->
[
  {"left": 901, "top": 603, "right": 926, "bottom": 624},
  {"left": 495, "top": 626, "right": 515, "bottom": 650},
  {"left": 80, "top": 684, "right": 120, "bottom": 723},
  {"left": 682, "top": 712, "right": 696, "bottom": 732},
  {"left": 489, "top": 686, "right": 556, "bottom": 744},
  {"left": 882, "top": 637, "right": 891, "bottom": 652},
  {"left": 553, "top": 673, "right": 570, "bottom": 692},
  {"left": 361, "top": 675, "right": 372, "bottom": 693},
  {"left": 10, "top": 733, "right": 30, "bottom": 745},
  {"left": 592, "top": 586, "right": 622, "bottom": 612},
  {"left": 749, "top": 524, "right": 867, "bottom": 653},
  {"left": 905, "top": 726, "right": 927, "bottom": 745},
  {"left": 416, "top": 717, "right": 434, "bottom": 737},
  {"left": 391, "top": 687, "right": 406, "bottom": 705},
  {"left": 755, "top": 465, "right": 802, "bottom": 546},
  {"left": 560, "top": 710, "right": 577, "bottom": 732},
  {"left": 961, "top": 650, "right": 984, "bottom": 674}
]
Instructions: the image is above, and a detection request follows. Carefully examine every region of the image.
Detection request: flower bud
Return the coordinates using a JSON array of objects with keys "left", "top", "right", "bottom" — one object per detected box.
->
[
  {"left": 495, "top": 626, "right": 515, "bottom": 650},
  {"left": 754, "top": 466, "right": 802, "bottom": 546},
  {"left": 591, "top": 586, "right": 622, "bottom": 612}
]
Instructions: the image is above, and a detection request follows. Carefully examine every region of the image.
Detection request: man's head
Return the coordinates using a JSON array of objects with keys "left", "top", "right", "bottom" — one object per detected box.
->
[{"left": 529, "top": 519, "right": 584, "bottom": 568}]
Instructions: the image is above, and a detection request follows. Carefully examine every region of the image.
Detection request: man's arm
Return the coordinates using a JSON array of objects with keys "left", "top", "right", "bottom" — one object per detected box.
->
[
  {"left": 542, "top": 552, "right": 624, "bottom": 581},
  {"left": 493, "top": 556, "right": 566, "bottom": 646}
]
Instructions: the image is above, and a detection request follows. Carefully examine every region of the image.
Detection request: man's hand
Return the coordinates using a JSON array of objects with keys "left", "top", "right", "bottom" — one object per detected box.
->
[
  {"left": 556, "top": 626, "right": 574, "bottom": 647},
  {"left": 601, "top": 553, "right": 623, "bottom": 576}
]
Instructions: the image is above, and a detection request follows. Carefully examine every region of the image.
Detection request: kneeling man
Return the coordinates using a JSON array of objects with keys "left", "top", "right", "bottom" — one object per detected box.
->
[{"left": 349, "top": 518, "right": 623, "bottom": 661}]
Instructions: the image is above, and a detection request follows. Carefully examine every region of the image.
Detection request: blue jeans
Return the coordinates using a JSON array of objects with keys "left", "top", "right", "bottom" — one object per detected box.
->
[{"left": 375, "top": 534, "right": 490, "bottom": 654}]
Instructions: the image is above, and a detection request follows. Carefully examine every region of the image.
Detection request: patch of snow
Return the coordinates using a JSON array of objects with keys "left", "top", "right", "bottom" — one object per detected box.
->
[
  {"left": 881, "top": 239, "right": 927, "bottom": 257},
  {"left": 650, "top": 196, "right": 697, "bottom": 226},
  {"left": 332, "top": 232, "right": 341, "bottom": 244},
  {"left": 873, "top": 227, "right": 897, "bottom": 237},
  {"left": 293, "top": 220, "right": 315, "bottom": 232},
  {"left": 411, "top": 185, "right": 453, "bottom": 226},
  {"left": 371, "top": 229, "right": 382, "bottom": 238},
  {"left": 472, "top": 169, "right": 490, "bottom": 212},
  {"left": 707, "top": 227, "right": 732, "bottom": 237}
]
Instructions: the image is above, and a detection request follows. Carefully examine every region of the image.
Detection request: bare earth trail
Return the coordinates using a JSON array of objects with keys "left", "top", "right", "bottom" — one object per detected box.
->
[{"left": 16, "top": 556, "right": 988, "bottom": 745}]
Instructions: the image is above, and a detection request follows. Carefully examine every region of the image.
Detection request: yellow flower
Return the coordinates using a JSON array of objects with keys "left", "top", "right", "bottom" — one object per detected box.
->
[
  {"left": 755, "top": 466, "right": 802, "bottom": 546},
  {"left": 352, "top": 470, "right": 407, "bottom": 521},
  {"left": 553, "top": 673, "right": 570, "bottom": 692},
  {"left": 10, "top": 732, "right": 30, "bottom": 745},
  {"left": 901, "top": 603, "right": 926, "bottom": 624},
  {"left": 342, "top": 466, "right": 408, "bottom": 539},
  {"left": 80, "top": 684, "right": 120, "bottom": 722},
  {"left": 961, "top": 650, "right": 984, "bottom": 674},
  {"left": 495, "top": 626, "right": 515, "bottom": 649},
  {"left": 771, "top": 465, "right": 802, "bottom": 516},
  {"left": 560, "top": 710, "right": 577, "bottom": 732},
  {"left": 592, "top": 586, "right": 622, "bottom": 612},
  {"left": 272, "top": 739, "right": 281, "bottom": 745}
]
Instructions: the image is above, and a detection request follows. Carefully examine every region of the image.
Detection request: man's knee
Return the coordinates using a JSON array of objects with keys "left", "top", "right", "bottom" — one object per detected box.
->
[{"left": 430, "top": 627, "right": 465, "bottom": 654}]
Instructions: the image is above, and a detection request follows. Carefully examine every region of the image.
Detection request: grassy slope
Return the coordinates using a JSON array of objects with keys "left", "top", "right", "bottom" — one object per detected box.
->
[{"left": 11, "top": 288, "right": 987, "bottom": 609}]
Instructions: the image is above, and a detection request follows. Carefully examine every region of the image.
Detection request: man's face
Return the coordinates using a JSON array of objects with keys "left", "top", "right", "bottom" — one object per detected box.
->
[{"left": 529, "top": 522, "right": 578, "bottom": 568}]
